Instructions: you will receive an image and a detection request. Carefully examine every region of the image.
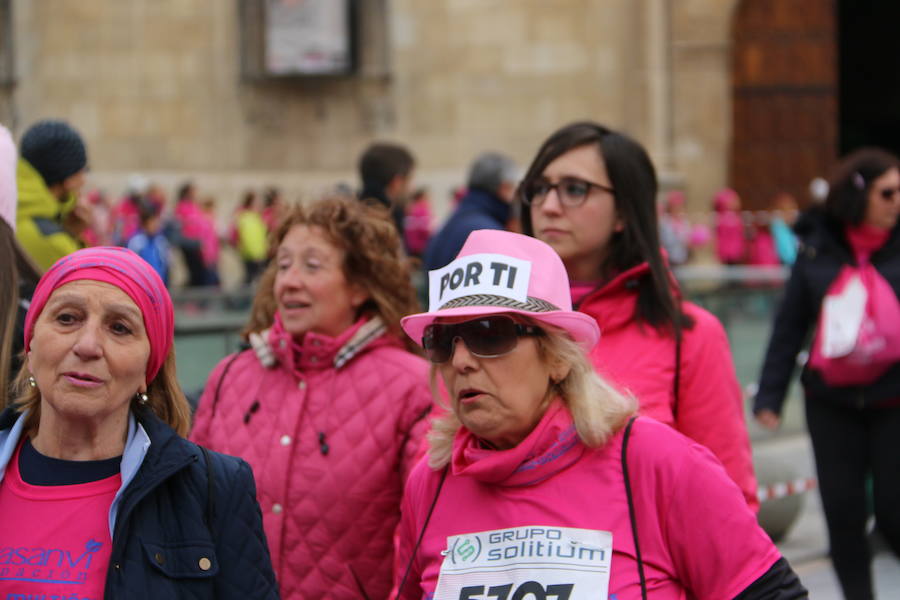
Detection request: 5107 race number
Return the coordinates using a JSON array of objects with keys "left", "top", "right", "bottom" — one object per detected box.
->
[{"left": 458, "top": 581, "right": 574, "bottom": 600}]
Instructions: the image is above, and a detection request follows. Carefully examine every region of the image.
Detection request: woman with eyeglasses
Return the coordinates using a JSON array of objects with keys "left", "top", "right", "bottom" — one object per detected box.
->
[
  {"left": 517, "top": 122, "right": 758, "bottom": 511},
  {"left": 191, "top": 197, "right": 432, "bottom": 600},
  {"left": 394, "top": 229, "right": 806, "bottom": 599},
  {"left": 755, "top": 148, "right": 900, "bottom": 599}
]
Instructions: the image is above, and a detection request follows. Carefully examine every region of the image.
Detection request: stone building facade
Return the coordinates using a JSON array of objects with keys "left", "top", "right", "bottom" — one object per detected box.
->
[{"left": 0, "top": 0, "right": 786, "bottom": 221}]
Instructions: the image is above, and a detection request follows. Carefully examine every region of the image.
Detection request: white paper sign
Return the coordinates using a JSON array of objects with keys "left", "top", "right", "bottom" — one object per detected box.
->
[
  {"left": 433, "top": 525, "right": 612, "bottom": 600},
  {"left": 821, "top": 274, "right": 867, "bottom": 358},
  {"left": 429, "top": 254, "right": 532, "bottom": 312}
]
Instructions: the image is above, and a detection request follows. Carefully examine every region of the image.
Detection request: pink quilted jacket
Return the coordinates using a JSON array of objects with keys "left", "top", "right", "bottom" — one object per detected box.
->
[{"left": 190, "top": 317, "right": 433, "bottom": 600}]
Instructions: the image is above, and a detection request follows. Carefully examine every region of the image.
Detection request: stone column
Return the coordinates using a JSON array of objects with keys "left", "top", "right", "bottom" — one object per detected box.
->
[{"left": 645, "top": 0, "right": 675, "bottom": 171}]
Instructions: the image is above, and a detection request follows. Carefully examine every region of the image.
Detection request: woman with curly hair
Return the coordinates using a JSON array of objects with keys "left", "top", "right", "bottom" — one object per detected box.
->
[{"left": 191, "top": 196, "right": 433, "bottom": 600}]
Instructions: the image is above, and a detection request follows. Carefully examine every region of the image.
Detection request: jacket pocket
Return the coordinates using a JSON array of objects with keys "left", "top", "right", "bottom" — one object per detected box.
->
[{"left": 142, "top": 540, "right": 219, "bottom": 579}]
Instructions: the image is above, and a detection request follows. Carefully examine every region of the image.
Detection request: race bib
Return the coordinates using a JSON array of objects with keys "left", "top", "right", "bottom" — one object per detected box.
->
[{"left": 434, "top": 526, "right": 612, "bottom": 600}]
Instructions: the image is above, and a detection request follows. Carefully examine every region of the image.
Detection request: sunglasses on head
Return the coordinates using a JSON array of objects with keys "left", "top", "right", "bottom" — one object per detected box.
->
[{"left": 422, "top": 316, "right": 543, "bottom": 364}]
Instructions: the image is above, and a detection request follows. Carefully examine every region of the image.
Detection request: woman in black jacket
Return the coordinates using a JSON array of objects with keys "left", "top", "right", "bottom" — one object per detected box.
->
[
  {"left": 755, "top": 148, "right": 900, "bottom": 599},
  {"left": 0, "top": 246, "right": 278, "bottom": 599}
]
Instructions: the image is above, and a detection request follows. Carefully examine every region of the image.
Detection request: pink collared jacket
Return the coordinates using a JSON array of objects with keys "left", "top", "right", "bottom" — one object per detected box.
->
[
  {"left": 191, "top": 317, "right": 432, "bottom": 600},
  {"left": 575, "top": 261, "right": 759, "bottom": 511}
]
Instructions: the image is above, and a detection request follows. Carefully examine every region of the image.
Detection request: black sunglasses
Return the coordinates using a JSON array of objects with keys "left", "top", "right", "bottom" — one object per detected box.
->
[
  {"left": 422, "top": 316, "right": 543, "bottom": 364},
  {"left": 879, "top": 187, "right": 900, "bottom": 201}
]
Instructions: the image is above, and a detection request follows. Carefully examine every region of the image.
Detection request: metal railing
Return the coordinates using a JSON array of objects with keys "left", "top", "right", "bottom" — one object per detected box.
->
[{"left": 172, "top": 266, "right": 797, "bottom": 409}]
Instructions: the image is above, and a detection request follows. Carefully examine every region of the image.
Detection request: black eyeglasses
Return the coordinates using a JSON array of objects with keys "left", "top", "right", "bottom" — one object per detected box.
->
[
  {"left": 879, "top": 187, "right": 900, "bottom": 201},
  {"left": 422, "top": 316, "right": 543, "bottom": 364},
  {"left": 522, "top": 177, "right": 615, "bottom": 208}
]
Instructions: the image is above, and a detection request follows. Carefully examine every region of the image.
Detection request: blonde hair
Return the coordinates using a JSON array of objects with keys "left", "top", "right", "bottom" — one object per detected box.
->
[
  {"left": 427, "top": 321, "right": 637, "bottom": 468},
  {"left": 242, "top": 197, "right": 420, "bottom": 348},
  {"left": 11, "top": 347, "right": 192, "bottom": 438}
]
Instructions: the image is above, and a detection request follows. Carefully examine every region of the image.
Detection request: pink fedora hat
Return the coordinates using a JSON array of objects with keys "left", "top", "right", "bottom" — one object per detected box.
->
[{"left": 402, "top": 230, "right": 600, "bottom": 349}]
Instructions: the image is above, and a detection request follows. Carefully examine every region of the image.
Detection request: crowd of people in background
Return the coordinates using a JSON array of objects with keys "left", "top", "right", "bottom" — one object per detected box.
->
[
  {"left": 4, "top": 119, "right": 296, "bottom": 293},
  {"left": 6, "top": 113, "right": 900, "bottom": 599},
  {"left": 91, "top": 178, "right": 282, "bottom": 289},
  {"left": 2, "top": 117, "right": 816, "bottom": 304}
]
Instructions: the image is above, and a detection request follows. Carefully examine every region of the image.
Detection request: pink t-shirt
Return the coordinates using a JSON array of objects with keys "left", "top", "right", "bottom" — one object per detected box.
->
[
  {"left": 395, "top": 403, "right": 780, "bottom": 599},
  {"left": 0, "top": 442, "right": 120, "bottom": 600}
]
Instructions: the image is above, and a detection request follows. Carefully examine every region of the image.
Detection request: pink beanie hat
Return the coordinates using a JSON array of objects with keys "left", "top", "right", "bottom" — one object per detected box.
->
[
  {"left": 24, "top": 247, "right": 174, "bottom": 384},
  {"left": 402, "top": 229, "right": 600, "bottom": 349},
  {"left": 0, "top": 124, "right": 15, "bottom": 231}
]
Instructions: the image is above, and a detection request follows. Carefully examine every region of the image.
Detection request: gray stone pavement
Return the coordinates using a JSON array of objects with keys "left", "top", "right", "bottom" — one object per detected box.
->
[{"left": 756, "top": 433, "right": 900, "bottom": 598}]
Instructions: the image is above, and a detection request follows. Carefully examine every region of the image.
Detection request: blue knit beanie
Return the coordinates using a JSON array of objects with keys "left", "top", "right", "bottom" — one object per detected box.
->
[{"left": 20, "top": 119, "right": 87, "bottom": 186}]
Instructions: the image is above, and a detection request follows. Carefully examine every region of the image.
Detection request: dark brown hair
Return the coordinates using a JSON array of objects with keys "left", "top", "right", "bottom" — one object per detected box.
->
[
  {"left": 824, "top": 147, "right": 900, "bottom": 226},
  {"left": 0, "top": 221, "right": 18, "bottom": 403},
  {"left": 519, "top": 121, "right": 691, "bottom": 334},
  {"left": 358, "top": 143, "right": 415, "bottom": 192},
  {"left": 1, "top": 222, "right": 40, "bottom": 405}
]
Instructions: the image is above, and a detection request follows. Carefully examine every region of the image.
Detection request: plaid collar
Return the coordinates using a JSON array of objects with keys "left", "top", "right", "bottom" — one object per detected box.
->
[
  {"left": 252, "top": 316, "right": 387, "bottom": 371},
  {"left": 333, "top": 317, "right": 387, "bottom": 369}
]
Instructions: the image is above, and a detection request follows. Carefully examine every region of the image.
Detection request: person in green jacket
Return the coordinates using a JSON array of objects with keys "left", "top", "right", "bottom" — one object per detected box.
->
[{"left": 15, "top": 119, "right": 89, "bottom": 271}]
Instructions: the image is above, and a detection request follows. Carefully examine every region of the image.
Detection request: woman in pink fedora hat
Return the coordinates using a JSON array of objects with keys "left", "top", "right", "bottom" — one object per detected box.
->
[
  {"left": 519, "top": 121, "right": 758, "bottom": 512},
  {"left": 393, "top": 229, "right": 806, "bottom": 600}
]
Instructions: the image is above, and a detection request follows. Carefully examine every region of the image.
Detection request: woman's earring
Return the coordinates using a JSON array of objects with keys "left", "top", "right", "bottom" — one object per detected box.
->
[
  {"left": 28, "top": 376, "right": 37, "bottom": 388},
  {"left": 138, "top": 392, "right": 149, "bottom": 405}
]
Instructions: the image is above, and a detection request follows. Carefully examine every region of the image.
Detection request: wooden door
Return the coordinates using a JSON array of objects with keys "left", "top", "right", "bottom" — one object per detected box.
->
[{"left": 730, "top": 0, "right": 837, "bottom": 210}]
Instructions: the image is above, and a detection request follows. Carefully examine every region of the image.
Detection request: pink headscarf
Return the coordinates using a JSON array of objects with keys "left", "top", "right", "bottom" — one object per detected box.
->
[{"left": 24, "top": 246, "right": 174, "bottom": 383}]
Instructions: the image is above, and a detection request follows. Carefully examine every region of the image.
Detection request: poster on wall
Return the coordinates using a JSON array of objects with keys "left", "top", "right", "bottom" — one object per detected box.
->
[{"left": 265, "top": 0, "right": 353, "bottom": 76}]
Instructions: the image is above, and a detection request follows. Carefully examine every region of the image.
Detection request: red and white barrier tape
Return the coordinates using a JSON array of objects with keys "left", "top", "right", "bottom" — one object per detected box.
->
[{"left": 757, "top": 477, "right": 817, "bottom": 503}]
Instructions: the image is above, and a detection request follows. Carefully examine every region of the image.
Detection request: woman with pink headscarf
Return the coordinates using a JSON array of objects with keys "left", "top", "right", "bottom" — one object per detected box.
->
[{"left": 0, "top": 246, "right": 277, "bottom": 598}]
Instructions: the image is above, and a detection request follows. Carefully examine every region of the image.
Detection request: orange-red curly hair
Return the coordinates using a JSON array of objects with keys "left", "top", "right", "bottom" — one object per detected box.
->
[{"left": 243, "top": 196, "right": 421, "bottom": 348}]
